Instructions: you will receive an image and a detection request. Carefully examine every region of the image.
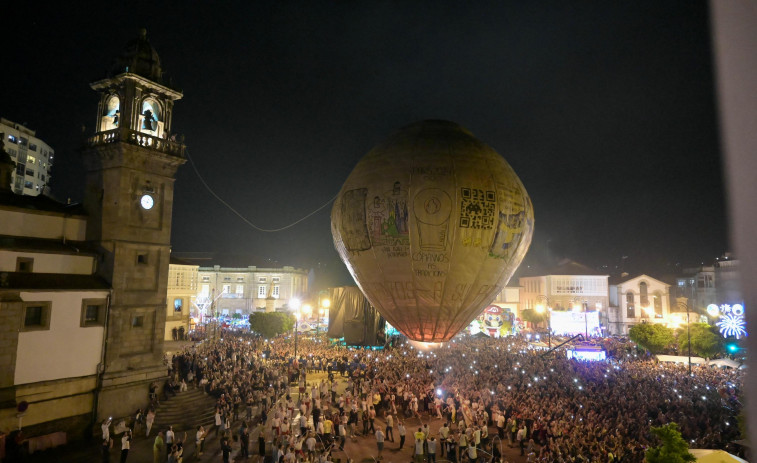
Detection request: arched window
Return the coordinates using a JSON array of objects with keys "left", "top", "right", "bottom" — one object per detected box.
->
[
  {"left": 640, "top": 282, "right": 649, "bottom": 306},
  {"left": 101, "top": 95, "right": 120, "bottom": 131},
  {"left": 141, "top": 99, "right": 161, "bottom": 130},
  {"left": 626, "top": 291, "right": 635, "bottom": 318}
]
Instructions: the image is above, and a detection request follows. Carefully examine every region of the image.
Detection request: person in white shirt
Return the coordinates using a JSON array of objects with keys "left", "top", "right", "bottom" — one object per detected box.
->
[
  {"left": 165, "top": 425, "right": 175, "bottom": 458},
  {"left": 375, "top": 427, "right": 385, "bottom": 460},
  {"left": 385, "top": 414, "right": 394, "bottom": 442},
  {"left": 427, "top": 436, "right": 437, "bottom": 463},
  {"left": 101, "top": 418, "right": 112, "bottom": 441},
  {"left": 438, "top": 423, "right": 450, "bottom": 457},
  {"left": 120, "top": 429, "right": 131, "bottom": 463}
]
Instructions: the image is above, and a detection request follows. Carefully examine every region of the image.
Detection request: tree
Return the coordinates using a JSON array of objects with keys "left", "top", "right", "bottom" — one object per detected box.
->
[
  {"left": 248, "top": 312, "right": 294, "bottom": 339},
  {"left": 677, "top": 323, "right": 724, "bottom": 358},
  {"left": 629, "top": 323, "right": 675, "bottom": 354},
  {"left": 645, "top": 422, "right": 695, "bottom": 463},
  {"left": 519, "top": 309, "right": 547, "bottom": 327}
]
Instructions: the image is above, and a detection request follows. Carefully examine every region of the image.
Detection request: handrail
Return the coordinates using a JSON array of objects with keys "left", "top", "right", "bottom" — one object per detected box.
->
[{"left": 84, "top": 128, "right": 186, "bottom": 158}]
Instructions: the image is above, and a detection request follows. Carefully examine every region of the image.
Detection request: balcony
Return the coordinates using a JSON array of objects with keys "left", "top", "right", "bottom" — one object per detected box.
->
[{"left": 85, "top": 128, "right": 185, "bottom": 158}]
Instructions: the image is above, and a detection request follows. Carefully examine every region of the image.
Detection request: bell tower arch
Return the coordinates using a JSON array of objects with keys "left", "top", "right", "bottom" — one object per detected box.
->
[{"left": 81, "top": 29, "right": 186, "bottom": 419}]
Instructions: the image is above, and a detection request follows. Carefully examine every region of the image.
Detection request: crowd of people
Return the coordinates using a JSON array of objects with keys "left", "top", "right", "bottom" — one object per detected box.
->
[{"left": 114, "top": 329, "right": 745, "bottom": 463}]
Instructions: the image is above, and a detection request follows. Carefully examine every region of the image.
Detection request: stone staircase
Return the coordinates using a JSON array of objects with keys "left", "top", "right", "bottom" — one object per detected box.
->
[{"left": 152, "top": 388, "right": 217, "bottom": 433}]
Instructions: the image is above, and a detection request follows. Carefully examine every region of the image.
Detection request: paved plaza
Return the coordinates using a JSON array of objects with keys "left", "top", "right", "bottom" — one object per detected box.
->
[{"left": 23, "top": 370, "right": 529, "bottom": 463}]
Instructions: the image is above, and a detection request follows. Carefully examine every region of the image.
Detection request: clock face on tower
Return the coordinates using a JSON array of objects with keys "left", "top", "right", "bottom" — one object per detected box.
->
[{"left": 140, "top": 194, "right": 154, "bottom": 210}]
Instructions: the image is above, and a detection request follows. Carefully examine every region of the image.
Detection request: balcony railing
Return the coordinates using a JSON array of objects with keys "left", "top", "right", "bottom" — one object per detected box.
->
[{"left": 85, "top": 128, "right": 186, "bottom": 158}]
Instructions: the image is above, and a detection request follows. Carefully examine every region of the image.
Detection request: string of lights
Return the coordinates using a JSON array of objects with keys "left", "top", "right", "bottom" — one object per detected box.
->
[{"left": 185, "top": 148, "right": 339, "bottom": 232}]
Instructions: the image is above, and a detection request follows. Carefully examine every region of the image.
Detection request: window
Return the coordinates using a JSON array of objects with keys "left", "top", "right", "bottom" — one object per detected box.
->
[
  {"left": 29, "top": 143, "right": 37, "bottom": 151},
  {"left": 132, "top": 315, "right": 144, "bottom": 327},
  {"left": 16, "top": 257, "right": 34, "bottom": 272},
  {"left": 626, "top": 292, "right": 635, "bottom": 318},
  {"left": 272, "top": 286, "right": 280, "bottom": 297},
  {"left": 258, "top": 285, "right": 267, "bottom": 297},
  {"left": 22, "top": 301, "right": 51, "bottom": 331},
  {"left": 24, "top": 181, "right": 33, "bottom": 189},
  {"left": 199, "top": 284, "right": 210, "bottom": 297},
  {"left": 202, "top": 276, "right": 210, "bottom": 282},
  {"left": 272, "top": 277, "right": 280, "bottom": 283},
  {"left": 25, "top": 169, "right": 34, "bottom": 176},
  {"left": 237, "top": 277, "right": 245, "bottom": 282},
  {"left": 639, "top": 282, "right": 648, "bottom": 306},
  {"left": 236, "top": 285, "right": 244, "bottom": 296},
  {"left": 223, "top": 277, "right": 231, "bottom": 282},
  {"left": 137, "top": 254, "right": 148, "bottom": 265},
  {"left": 174, "top": 298, "right": 183, "bottom": 312},
  {"left": 222, "top": 284, "right": 231, "bottom": 294},
  {"left": 259, "top": 277, "right": 267, "bottom": 283},
  {"left": 8, "top": 134, "right": 17, "bottom": 143},
  {"left": 80, "top": 299, "right": 106, "bottom": 326},
  {"left": 27, "top": 155, "right": 35, "bottom": 165}
]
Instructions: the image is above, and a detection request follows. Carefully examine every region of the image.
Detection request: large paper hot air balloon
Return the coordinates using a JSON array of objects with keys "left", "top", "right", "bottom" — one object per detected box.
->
[{"left": 331, "top": 120, "right": 533, "bottom": 342}]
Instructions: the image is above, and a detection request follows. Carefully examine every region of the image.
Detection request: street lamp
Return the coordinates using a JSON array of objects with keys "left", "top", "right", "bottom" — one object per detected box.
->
[
  {"left": 535, "top": 295, "right": 551, "bottom": 348},
  {"left": 290, "top": 298, "right": 301, "bottom": 360},
  {"left": 677, "top": 300, "right": 692, "bottom": 374}
]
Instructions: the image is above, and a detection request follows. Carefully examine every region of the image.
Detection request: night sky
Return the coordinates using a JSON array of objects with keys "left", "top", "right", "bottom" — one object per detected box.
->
[{"left": 4, "top": 1, "right": 728, "bottom": 288}]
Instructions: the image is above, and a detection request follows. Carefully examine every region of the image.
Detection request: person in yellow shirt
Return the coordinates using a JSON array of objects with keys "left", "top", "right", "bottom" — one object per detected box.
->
[{"left": 323, "top": 417, "right": 334, "bottom": 446}]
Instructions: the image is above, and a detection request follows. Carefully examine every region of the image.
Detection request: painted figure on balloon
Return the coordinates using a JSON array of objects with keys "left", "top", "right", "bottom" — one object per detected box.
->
[{"left": 369, "top": 182, "right": 410, "bottom": 246}]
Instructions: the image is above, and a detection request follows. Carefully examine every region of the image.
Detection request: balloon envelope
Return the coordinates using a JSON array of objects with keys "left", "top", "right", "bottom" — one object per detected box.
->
[{"left": 331, "top": 120, "right": 533, "bottom": 342}]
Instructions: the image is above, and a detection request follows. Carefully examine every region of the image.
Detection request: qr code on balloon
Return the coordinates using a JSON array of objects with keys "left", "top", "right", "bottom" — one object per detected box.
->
[{"left": 459, "top": 188, "right": 496, "bottom": 229}]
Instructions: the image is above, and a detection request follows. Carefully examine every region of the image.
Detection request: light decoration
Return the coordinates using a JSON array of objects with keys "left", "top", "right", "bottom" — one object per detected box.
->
[{"left": 714, "top": 304, "right": 747, "bottom": 339}]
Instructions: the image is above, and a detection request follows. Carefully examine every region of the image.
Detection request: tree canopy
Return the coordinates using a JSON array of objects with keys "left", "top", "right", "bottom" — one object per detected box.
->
[
  {"left": 520, "top": 308, "right": 548, "bottom": 325},
  {"left": 677, "top": 323, "right": 724, "bottom": 358},
  {"left": 248, "top": 312, "right": 294, "bottom": 339},
  {"left": 629, "top": 323, "right": 675, "bottom": 354},
  {"left": 645, "top": 422, "right": 695, "bottom": 463}
]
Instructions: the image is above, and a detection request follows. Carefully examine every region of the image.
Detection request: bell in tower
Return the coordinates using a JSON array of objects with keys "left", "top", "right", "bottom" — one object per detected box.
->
[{"left": 80, "top": 29, "right": 187, "bottom": 421}]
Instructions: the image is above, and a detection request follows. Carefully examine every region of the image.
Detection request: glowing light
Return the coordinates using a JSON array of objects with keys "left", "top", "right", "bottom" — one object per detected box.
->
[
  {"left": 717, "top": 313, "right": 748, "bottom": 339},
  {"left": 707, "top": 304, "right": 720, "bottom": 317},
  {"left": 732, "top": 304, "right": 744, "bottom": 316}
]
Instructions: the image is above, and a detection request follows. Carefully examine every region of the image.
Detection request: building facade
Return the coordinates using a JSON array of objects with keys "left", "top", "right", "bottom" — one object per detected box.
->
[
  {"left": 0, "top": 178, "right": 110, "bottom": 439},
  {"left": 0, "top": 118, "right": 54, "bottom": 196},
  {"left": 165, "top": 258, "right": 199, "bottom": 340},
  {"left": 196, "top": 265, "right": 309, "bottom": 317},
  {"left": 518, "top": 260, "right": 610, "bottom": 334},
  {"left": 608, "top": 274, "right": 671, "bottom": 335}
]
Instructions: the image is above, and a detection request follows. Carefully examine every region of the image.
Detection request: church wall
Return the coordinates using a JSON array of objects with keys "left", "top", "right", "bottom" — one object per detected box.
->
[
  {"left": 0, "top": 375, "right": 96, "bottom": 438},
  {"left": 0, "top": 208, "right": 86, "bottom": 241},
  {"left": 15, "top": 291, "right": 107, "bottom": 385},
  {"left": 0, "top": 251, "right": 94, "bottom": 274}
]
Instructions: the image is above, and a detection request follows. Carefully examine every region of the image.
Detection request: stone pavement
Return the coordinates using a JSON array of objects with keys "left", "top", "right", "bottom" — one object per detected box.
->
[{"left": 21, "top": 372, "right": 531, "bottom": 463}]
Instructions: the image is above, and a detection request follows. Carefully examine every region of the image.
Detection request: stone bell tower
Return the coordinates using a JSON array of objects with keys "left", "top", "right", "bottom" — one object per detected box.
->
[{"left": 80, "top": 29, "right": 186, "bottom": 419}]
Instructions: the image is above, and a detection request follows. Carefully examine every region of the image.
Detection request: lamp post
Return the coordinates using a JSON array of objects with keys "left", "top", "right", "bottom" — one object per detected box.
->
[
  {"left": 677, "top": 301, "right": 692, "bottom": 374},
  {"left": 535, "top": 295, "right": 551, "bottom": 348}
]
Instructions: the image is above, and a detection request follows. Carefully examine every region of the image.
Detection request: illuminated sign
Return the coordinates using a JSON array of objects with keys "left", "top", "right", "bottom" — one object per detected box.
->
[
  {"left": 710, "top": 304, "right": 748, "bottom": 339},
  {"left": 550, "top": 311, "right": 600, "bottom": 336},
  {"left": 566, "top": 349, "right": 607, "bottom": 361}
]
